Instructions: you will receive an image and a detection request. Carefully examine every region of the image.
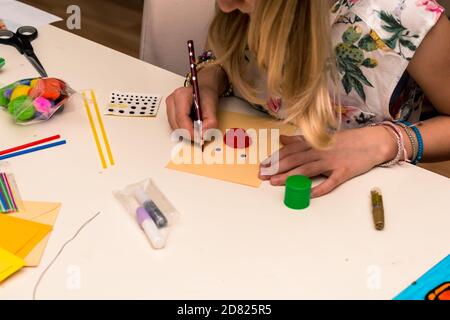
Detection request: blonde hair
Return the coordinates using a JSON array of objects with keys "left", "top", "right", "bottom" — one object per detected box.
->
[{"left": 208, "top": 0, "right": 338, "bottom": 148}]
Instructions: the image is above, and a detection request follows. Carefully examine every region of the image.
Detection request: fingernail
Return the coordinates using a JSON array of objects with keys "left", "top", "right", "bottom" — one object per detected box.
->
[
  {"left": 261, "top": 157, "right": 271, "bottom": 166},
  {"left": 270, "top": 178, "right": 281, "bottom": 186}
]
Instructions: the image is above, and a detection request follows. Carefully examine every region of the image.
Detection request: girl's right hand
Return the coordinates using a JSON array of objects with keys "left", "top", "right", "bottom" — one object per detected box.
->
[{"left": 166, "top": 86, "right": 219, "bottom": 140}]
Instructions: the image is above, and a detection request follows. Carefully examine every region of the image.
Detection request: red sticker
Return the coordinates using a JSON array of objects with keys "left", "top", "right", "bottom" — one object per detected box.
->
[{"left": 224, "top": 128, "right": 252, "bottom": 149}]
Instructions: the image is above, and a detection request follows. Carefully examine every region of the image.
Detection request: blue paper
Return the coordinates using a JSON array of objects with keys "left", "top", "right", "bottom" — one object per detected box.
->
[{"left": 394, "top": 255, "right": 450, "bottom": 300}]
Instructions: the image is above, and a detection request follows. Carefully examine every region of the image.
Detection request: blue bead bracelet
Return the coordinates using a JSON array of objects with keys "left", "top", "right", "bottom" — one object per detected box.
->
[{"left": 399, "top": 120, "right": 424, "bottom": 165}]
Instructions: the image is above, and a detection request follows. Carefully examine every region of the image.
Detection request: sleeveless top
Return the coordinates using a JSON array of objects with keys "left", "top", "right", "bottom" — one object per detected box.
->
[{"left": 233, "top": 0, "right": 445, "bottom": 129}]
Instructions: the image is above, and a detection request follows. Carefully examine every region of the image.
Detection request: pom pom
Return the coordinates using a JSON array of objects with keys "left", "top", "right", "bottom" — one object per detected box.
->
[
  {"left": 30, "top": 79, "right": 40, "bottom": 88},
  {"left": 4, "top": 89, "right": 13, "bottom": 99},
  {"left": 40, "top": 79, "right": 61, "bottom": 100},
  {"left": 0, "top": 93, "right": 9, "bottom": 106},
  {"left": 10, "top": 85, "right": 31, "bottom": 101},
  {"left": 33, "top": 97, "right": 52, "bottom": 113},
  {"left": 8, "top": 96, "right": 36, "bottom": 121}
]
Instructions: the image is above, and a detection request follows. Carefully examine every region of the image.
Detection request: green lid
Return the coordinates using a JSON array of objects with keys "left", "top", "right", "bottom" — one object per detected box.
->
[
  {"left": 0, "top": 58, "right": 5, "bottom": 69},
  {"left": 284, "top": 175, "right": 312, "bottom": 210}
]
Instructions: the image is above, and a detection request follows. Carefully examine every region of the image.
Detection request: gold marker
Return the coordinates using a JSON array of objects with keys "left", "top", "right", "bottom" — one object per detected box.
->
[{"left": 371, "top": 188, "right": 385, "bottom": 231}]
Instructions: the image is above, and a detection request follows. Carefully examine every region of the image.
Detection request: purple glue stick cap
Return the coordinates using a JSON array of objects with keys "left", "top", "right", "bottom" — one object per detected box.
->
[{"left": 136, "top": 207, "right": 149, "bottom": 225}]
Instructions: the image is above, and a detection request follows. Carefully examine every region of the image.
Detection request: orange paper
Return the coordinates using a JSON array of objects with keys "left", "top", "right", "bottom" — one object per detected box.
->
[{"left": 166, "top": 111, "right": 297, "bottom": 187}]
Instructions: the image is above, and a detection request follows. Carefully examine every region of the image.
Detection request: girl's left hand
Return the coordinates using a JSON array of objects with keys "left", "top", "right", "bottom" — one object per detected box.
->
[{"left": 259, "top": 126, "right": 398, "bottom": 197}]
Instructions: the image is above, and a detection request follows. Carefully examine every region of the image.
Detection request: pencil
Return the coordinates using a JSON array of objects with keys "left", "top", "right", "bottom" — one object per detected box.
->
[{"left": 187, "top": 40, "right": 204, "bottom": 149}]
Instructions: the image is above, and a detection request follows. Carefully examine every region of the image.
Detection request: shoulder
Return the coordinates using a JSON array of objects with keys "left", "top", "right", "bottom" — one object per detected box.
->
[{"left": 345, "top": 0, "right": 445, "bottom": 61}]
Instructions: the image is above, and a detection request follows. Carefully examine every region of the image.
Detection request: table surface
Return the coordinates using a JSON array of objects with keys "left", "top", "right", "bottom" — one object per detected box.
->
[{"left": 0, "top": 25, "right": 449, "bottom": 300}]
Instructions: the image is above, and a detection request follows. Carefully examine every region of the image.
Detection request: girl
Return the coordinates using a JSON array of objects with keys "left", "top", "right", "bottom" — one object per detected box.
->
[{"left": 166, "top": 0, "right": 450, "bottom": 197}]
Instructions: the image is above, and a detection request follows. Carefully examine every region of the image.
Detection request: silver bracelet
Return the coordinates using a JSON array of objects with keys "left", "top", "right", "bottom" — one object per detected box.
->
[
  {"left": 370, "top": 121, "right": 406, "bottom": 167},
  {"left": 396, "top": 122, "right": 418, "bottom": 163}
]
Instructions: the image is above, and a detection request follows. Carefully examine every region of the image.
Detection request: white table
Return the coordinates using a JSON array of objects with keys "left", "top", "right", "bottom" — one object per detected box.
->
[{"left": 0, "top": 25, "right": 449, "bottom": 300}]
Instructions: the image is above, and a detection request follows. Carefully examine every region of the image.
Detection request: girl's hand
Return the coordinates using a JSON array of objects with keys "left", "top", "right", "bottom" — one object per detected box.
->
[
  {"left": 259, "top": 126, "right": 398, "bottom": 197},
  {"left": 166, "top": 86, "right": 219, "bottom": 139}
]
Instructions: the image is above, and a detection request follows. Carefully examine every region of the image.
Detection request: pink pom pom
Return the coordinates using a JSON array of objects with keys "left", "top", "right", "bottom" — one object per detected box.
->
[{"left": 33, "top": 97, "right": 52, "bottom": 113}]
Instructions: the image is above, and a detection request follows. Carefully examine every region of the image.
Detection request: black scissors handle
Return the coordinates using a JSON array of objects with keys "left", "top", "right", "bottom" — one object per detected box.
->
[
  {"left": 16, "top": 26, "right": 38, "bottom": 54},
  {"left": 0, "top": 29, "right": 24, "bottom": 53},
  {"left": 0, "top": 26, "right": 47, "bottom": 77}
]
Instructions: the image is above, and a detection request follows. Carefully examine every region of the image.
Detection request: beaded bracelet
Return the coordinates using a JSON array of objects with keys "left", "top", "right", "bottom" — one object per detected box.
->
[
  {"left": 370, "top": 121, "right": 407, "bottom": 167},
  {"left": 396, "top": 122, "right": 418, "bottom": 163},
  {"left": 397, "top": 120, "right": 424, "bottom": 165},
  {"left": 184, "top": 50, "right": 233, "bottom": 98}
]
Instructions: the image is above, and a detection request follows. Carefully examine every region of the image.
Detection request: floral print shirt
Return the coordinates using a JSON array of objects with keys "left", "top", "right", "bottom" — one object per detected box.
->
[{"left": 234, "top": 0, "right": 445, "bottom": 129}]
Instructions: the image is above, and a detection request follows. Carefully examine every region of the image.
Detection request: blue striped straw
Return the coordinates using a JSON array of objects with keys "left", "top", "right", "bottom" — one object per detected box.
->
[
  {"left": 1, "top": 173, "right": 17, "bottom": 211},
  {"left": 0, "top": 181, "right": 10, "bottom": 212}
]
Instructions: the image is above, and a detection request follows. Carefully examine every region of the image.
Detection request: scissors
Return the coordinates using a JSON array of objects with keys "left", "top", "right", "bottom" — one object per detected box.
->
[{"left": 0, "top": 26, "right": 48, "bottom": 77}]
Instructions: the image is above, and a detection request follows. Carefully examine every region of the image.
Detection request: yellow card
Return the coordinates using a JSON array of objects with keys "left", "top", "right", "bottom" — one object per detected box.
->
[
  {"left": 166, "top": 110, "right": 297, "bottom": 187},
  {"left": 9, "top": 202, "right": 61, "bottom": 267},
  {"left": 0, "top": 214, "right": 52, "bottom": 259},
  {"left": 0, "top": 248, "right": 25, "bottom": 283}
]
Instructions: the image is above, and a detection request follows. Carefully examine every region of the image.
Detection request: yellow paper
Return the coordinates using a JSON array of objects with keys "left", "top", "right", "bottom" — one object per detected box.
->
[
  {"left": 0, "top": 214, "right": 52, "bottom": 259},
  {"left": 0, "top": 247, "right": 25, "bottom": 283},
  {"left": 9, "top": 202, "right": 61, "bottom": 266},
  {"left": 166, "top": 111, "right": 297, "bottom": 187}
]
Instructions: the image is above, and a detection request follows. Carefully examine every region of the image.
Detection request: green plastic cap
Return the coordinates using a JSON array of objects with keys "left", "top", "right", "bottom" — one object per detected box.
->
[
  {"left": 284, "top": 175, "right": 312, "bottom": 210},
  {"left": 0, "top": 58, "right": 5, "bottom": 68}
]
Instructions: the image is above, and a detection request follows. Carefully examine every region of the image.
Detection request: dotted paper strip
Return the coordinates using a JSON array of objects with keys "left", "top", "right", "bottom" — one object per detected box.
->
[{"left": 105, "top": 91, "right": 162, "bottom": 117}]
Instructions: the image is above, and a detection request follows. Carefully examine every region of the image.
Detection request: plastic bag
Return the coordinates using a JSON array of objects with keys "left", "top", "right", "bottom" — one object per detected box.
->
[
  {"left": 0, "top": 77, "right": 75, "bottom": 125},
  {"left": 114, "top": 178, "right": 179, "bottom": 250}
]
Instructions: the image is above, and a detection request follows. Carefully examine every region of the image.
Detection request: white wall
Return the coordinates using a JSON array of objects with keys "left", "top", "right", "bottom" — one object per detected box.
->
[
  {"left": 140, "top": 0, "right": 449, "bottom": 76},
  {"left": 140, "top": 0, "right": 216, "bottom": 75}
]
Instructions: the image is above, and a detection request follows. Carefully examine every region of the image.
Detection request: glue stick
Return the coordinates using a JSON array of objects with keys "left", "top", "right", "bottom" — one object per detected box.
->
[
  {"left": 136, "top": 207, "right": 166, "bottom": 249},
  {"left": 133, "top": 189, "right": 168, "bottom": 228}
]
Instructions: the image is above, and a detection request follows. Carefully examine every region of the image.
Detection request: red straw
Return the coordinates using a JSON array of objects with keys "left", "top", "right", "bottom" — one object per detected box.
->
[{"left": 0, "top": 135, "right": 61, "bottom": 156}]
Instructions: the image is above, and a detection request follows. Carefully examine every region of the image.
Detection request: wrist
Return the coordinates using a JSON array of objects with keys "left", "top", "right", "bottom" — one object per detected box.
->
[
  {"left": 198, "top": 65, "right": 229, "bottom": 96},
  {"left": 370, "top": 125, "right": 398, "bottom": 164}
]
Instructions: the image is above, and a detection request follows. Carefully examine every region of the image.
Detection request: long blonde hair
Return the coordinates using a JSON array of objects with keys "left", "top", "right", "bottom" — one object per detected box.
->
[{"left": 208, "top": 0, "right": 338, "bottom": 148}]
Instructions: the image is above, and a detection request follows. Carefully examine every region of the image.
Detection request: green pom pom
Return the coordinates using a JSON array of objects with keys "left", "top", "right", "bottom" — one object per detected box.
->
[
  {"left": 0, "top": 92, "right": 9, "bottom": 107},
  {"left": 8, "top": 96, "right": 36, "bottom": 122}
]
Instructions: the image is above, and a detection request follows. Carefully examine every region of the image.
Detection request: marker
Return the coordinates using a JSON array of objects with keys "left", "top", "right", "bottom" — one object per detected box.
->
[
  {"left": 371, "top": 188, "right": 385, "bottom": 231},
  {"left": 136, "top": 207, "right": 166, "bottom": 249},
  {"left": 133, "top": 189, "right": 168, "bottom": 228}
]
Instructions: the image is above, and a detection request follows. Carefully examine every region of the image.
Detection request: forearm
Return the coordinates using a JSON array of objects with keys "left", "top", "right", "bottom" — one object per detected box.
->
[
  {"left": 198, "top": 64, "right": 229, "bottom": 97},
  {"left": 399, "top": 116, "right": 450, "bottom": 163}
]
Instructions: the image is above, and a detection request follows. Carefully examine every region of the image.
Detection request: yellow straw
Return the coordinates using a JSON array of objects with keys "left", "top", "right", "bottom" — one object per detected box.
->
[
  {"left": 90, "top": 90, "right": 115, "bottom": 166},
  {"left": 82, "top": 91, "right": 107, "bottom": 169}
]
